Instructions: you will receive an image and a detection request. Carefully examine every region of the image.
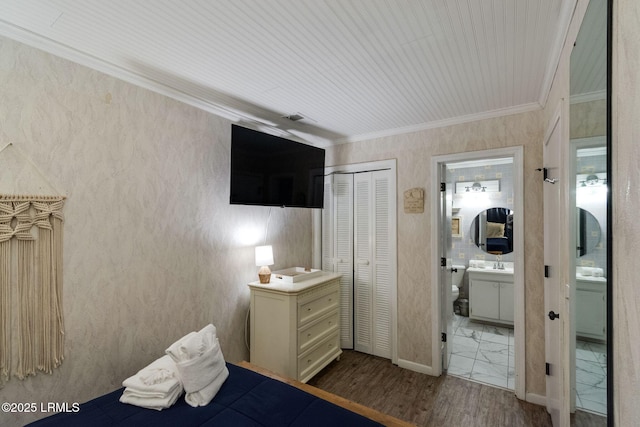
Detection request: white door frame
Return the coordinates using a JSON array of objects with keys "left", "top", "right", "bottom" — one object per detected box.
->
[
  {"left": 430, "top": 147, "right": 525, "bottom": 400},
  {"left": 312, "top": 159, "right": 398, "bottom": 364}
]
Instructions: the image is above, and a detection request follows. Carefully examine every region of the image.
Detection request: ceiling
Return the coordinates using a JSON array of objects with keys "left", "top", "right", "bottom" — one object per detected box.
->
[{"left": 0, "top": 0, "right": 582, "bottom": 146}]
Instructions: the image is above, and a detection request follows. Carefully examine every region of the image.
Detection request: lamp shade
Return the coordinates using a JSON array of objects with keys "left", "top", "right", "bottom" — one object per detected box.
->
[{"left": 255, "top": 245, "right": 274, "bottom": 267}]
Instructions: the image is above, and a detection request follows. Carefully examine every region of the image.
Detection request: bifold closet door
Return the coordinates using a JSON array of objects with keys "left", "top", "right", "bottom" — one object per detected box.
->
[
  {"left": 322, "top": 173, "right": 354, "bottom": 349},
  {"left": 354, "top": 171, "right": 393, "bottom": 359}
]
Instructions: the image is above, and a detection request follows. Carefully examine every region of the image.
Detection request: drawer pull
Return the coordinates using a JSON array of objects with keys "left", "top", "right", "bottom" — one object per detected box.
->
[
  {"left": 307, "top": 308, "right": 312, "bottom": 312},
  {"left": 307, "top": 333, "right": 312, "bottom": 338},
  {"left": 307, "top": 359, "right": 312, "bottom": 364}
]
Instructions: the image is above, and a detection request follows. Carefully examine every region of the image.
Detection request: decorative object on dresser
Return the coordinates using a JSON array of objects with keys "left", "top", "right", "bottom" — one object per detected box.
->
[
  {"left": 249, "top": 271, "right": 342, "bottom": 383},
  {"left": 254, "top": 245, "right": 274, "bottom": 284}
]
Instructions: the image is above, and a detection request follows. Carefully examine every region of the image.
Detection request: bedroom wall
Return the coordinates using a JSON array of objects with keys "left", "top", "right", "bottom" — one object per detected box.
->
[
  {"left": 324, "top": 110, "right": 546, "bottom": 396},
  {"left": 612, "top": 0, "right": 640, "bottom": 424},
  {"left": 0, "top": 36, "right": 313, "bottom": 426}
]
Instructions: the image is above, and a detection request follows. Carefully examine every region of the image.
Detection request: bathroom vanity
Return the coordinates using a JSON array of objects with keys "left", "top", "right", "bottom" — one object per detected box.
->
[
  {"left": 468, "top": 265, "right": 514, "bottom": 326},
  {"left": 576, "top": 273, "right": 607, "bottom": 341}
]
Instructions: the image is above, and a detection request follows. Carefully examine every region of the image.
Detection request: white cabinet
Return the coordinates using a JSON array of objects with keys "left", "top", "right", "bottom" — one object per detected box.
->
[
  {"left": 576, "top": 278, "right": 606, "bottom": 341},
  {"left": 249, "top": 272, "right": 342, "bottom": 383},
  {"left": 469, "top": 270, "right": 514, "bottom": 325}
]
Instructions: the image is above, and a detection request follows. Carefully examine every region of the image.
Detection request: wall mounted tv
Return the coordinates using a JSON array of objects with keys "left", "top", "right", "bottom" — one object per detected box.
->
[{"left": 230, "top": 124, "right": 325, "bottom": 208}]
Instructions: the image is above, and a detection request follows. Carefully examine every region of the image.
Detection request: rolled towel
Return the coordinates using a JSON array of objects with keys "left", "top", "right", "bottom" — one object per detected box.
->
[
  {"left": 165, "top": 324, "right": 229, "bottom": 407},
  {"left": 165, "top": 331, "right": 198, "bottom": 361},
  {"left": 182, "top": 339, "right": 229, "bottom": 407}
]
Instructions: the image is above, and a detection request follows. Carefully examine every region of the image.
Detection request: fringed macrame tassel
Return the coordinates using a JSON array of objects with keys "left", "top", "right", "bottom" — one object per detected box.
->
[
  {"left": 0, "top": 198, "right": 66, "bottom": 382},
  {"left": 0, "top": 241, "right": 10, "bottom": 386}
]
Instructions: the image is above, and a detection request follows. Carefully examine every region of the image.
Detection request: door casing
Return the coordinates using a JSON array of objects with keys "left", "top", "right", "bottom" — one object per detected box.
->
[{"left": 430, "top": 147, "right": 525, "bottom": 401}]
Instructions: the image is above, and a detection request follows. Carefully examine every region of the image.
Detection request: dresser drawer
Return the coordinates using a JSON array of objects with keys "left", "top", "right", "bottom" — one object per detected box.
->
[
  {"left": 298, "top": 310, "right": 339, "bottom": 353},
  {"left": 297, "top": 333, "right": 340, "bottom": 382},
  {"left": 298, "top": 289, "right": 339, "bottom": 325}
]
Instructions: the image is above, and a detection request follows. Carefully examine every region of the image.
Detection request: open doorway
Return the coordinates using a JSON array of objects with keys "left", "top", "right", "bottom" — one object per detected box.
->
[{"left": 430, "top": 147, "right": 525, "bottom": 400}]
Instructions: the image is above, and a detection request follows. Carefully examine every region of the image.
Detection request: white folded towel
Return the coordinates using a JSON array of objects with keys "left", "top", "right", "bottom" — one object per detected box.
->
[
  {"left": 120, "top": 385, "right": 183, "bottom": 411},
  {"left": 119, "top": 355, "right": 183, "bottom": 410},
  {"left": 165, "top": 324, "right": 229, "bottom": 407}
]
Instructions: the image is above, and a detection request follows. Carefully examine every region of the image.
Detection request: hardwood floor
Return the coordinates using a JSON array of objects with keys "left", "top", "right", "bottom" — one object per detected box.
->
[{"left": 308, "top": 350, "right": 606, "bottom": 427}]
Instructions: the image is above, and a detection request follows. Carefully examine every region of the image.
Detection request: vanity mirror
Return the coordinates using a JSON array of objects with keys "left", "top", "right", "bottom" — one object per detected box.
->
[
  {"left": 471, "top": 207, "right": 514, "bottom": 255},
  {"left": 577, "top": 207, "right": 601, "bottom": 257}
]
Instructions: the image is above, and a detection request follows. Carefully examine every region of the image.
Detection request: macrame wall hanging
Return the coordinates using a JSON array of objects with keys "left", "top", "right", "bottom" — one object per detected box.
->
[{"left": 0, "top": 143, "right": 66, "bottom": 385}]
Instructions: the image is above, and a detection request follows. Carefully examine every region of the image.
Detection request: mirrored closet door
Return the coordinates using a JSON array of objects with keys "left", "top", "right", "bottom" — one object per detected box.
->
[{"left": 569, "top": 0, "right": 609, "bottom": 420}]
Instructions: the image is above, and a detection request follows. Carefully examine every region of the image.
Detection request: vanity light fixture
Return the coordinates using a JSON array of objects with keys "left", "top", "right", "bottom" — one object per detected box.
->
[
  {"left": 466, "top": 182, "right": 486, "bottom": 192},
  {"left": 455, "top": 179, "right": 500, "bottom": 194},
  {"left": 577, "top": 173, "right": 607, "bottom": 187}
]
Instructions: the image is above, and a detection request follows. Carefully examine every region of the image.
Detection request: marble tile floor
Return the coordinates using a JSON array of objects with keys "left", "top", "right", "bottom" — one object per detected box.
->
[
  {"left": 575, "top": 339, "right": 607, "bottom": 416},
  {"left": 447, "top": 315, "right": 607, "bottom": 416},
  {"left": 447, "top": 314, "right": 515, "bottom": 390}
]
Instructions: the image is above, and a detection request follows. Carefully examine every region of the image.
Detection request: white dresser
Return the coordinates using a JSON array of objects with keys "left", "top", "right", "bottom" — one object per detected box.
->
[{"left": 249, "top": 272, "right": 342, "bottom": 383}]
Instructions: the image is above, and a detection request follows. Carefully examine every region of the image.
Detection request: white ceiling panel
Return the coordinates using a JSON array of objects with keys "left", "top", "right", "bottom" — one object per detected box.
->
[{"left": 0, "top": 0, "right": 577, "bottom": 146}]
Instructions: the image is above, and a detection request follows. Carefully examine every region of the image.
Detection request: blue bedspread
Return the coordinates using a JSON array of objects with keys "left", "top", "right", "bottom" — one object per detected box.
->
[{"left": 28, "top": 363, "right": 383, "bottom": 426}]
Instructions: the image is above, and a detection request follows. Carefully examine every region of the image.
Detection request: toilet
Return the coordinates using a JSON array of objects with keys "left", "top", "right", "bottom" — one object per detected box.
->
[{"left": 451, "top": 264, "right": 466, "bottom": 303}]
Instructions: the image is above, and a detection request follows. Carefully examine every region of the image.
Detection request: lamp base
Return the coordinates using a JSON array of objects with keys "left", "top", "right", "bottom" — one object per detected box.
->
[{"left": 258, "top": 266, "right": 271, "bottom": 284}]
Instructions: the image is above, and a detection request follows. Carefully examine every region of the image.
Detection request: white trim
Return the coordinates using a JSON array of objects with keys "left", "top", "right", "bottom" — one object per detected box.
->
[
  {"left": 526, "top": 393, "right": 547, "bottom": 407},
  {"left": 570, "top": 90, "right": 607, "bottom": 105},
  {"left": 324, "top": 159, "right": 396, "bottom": 175},
  {"left": 335, "top": 103, "right": 541, "bottom": 145},
  {"left": 0, "top": 21, "right": 336, "bottom": 148},
  {"left": 538, "top": 0, "right": 579, "bottom": 109},
  {"left": 397, "top": 359, "right": 433, "bottom": 376},
  {"left": 431, "top": 147, "right": 525, "bottom": 401}
]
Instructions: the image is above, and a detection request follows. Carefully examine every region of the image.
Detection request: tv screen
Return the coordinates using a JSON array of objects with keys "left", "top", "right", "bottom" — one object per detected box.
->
[{"left": 230, "top": 125, "right": 325, "bottom": 208}]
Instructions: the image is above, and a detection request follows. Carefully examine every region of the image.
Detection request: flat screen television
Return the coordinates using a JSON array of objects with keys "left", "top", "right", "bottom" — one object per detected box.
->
[{"left": 230, "top": 125, "right": 325, "bottom": 208}]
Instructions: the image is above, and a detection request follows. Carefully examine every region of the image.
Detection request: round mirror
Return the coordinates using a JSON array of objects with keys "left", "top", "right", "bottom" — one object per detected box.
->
[
  {"left": 577, "top": 208, "right": 601, "bottom": 257},
  {"left": 471, "top": 207, "right": 514, "bottom": 255}
]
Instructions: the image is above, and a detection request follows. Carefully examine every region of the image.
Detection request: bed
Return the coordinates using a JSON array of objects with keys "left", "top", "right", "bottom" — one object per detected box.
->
[{"left": 27, "top": 361, "right": 412, "bottom": 427}]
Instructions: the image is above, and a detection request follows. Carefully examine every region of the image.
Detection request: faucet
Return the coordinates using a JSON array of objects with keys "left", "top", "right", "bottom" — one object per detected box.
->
[{"left": 494, "top": 255, "right": 504, "bottom": 270}]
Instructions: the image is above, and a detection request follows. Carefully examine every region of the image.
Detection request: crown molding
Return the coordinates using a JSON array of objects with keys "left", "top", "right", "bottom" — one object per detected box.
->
[{"left": 334, "top": 102, "right": 542, "bottom": 145}]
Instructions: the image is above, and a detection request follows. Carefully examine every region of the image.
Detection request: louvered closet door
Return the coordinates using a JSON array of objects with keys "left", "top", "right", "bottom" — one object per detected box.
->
[
  {"left": 322, "top": 174, "right": 354, "bottom": 349},
  {"left": 354, "top": 172, "right": 373, "bottom": 354},
  {"left": 354, "top": 170, "right": 393, "bottom": 359}
]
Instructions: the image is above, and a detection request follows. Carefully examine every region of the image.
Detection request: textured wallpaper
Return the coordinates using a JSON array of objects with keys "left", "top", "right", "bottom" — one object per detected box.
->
[
  {"left": 325, "top": 110, "right": 546, "bottom": 394},
  {"left": 612, "top": 0, "right": 640, "bottom": 424},
  {"left": 0, "top": 36, "right": 312, "bottom": 426}
]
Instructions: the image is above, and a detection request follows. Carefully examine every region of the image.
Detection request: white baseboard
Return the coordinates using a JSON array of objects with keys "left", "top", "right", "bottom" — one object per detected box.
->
[
  {"left": 526, "top": 392, "right": 546, "bottom": 407},
  {"left": 397, "top": 358, "right": 435, "bottom": 376}
]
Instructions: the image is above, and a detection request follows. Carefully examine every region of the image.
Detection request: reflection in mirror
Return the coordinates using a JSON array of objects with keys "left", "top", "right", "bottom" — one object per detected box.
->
[
  {"left": 570, "top": 0, "right": 608, "bottom": 419},
  {"left": 471, "top": 207, "right": 514, "bottom": 255},
  {"left": 577, "top": 207, "right": 601, "bottom": 257}
]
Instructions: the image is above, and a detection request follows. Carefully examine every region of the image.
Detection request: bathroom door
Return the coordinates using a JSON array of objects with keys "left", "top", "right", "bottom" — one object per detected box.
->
[{"left": 543, "top": 106, "right": 570, "bottom": 426}]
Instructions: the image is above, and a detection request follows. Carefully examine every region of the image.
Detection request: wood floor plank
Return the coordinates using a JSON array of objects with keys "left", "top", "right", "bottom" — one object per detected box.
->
[{"left": 308, "top": 350, "right": 606, "bottom": 427}]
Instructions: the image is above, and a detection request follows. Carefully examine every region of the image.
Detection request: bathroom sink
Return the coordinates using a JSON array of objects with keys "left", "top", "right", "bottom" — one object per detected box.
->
[
  {"left": 575, "top": 267, "right": 606, "bottom": 283},
  {"left": 467, "top": 266, "right": 514, "bottom": 275},
  {"left": 576, "top": 273, "right": 606, "bottom": 283}
]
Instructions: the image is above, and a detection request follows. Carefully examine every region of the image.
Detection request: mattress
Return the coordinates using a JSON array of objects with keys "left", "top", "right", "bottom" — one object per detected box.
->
[{"left": 27, "top": 363, "right": 385, "bottom": 427}]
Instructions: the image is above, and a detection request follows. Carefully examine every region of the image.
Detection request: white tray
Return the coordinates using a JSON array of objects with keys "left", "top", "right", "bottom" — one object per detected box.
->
[{"left": 271, "top": 267, "right": 322, "bottom": 283}]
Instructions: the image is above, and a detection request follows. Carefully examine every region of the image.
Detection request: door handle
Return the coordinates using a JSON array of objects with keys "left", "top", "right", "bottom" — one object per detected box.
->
[
  {"left": 548, "top": 310, "right": 560, "bottom": 320},
  {"left": 451, "top": 267, "right": 458, "bottom": 273}
]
